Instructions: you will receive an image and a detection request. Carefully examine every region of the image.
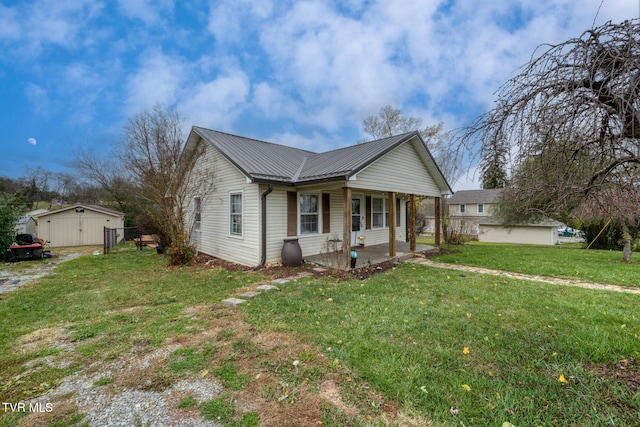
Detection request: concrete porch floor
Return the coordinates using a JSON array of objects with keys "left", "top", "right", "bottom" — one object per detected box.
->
[{"left": 304, "top": 241, "right": 436, "bottom": 269}]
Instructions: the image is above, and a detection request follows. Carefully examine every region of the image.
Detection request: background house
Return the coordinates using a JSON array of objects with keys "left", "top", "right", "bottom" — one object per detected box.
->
[
  {"left": 181, "top": 127, "right": 452, "bottom": 267},
  {"left": 446, "top": 189, "right": 503, "bottom": 236},
  {"left": 34, "top": 204, "right": 125, "bottom": 247}
]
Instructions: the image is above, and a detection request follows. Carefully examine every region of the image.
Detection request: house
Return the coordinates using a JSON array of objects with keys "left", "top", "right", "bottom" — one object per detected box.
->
[
  {"left": 446, "top": 189, "right": 503, "bottom": 235},
  {"left": 34, "top": 204, "right": 125, "bottom": 247},
  {"left": 446, "top": 189, "right": 560, "bottom": 245},
  {"left": 180, "top": 127, "right": 452, "bottom": 267}
]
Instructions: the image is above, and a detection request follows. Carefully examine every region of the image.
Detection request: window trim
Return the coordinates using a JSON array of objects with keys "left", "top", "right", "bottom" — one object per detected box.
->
[
  {"left": 371, "top": 196, "right": 388, "bottom": 229},
  {"left": 229, "top": 190, "right": 243, "bottom": 238},
  {"left": 298, "top": 192, "right": 321, "bottom": 235}
]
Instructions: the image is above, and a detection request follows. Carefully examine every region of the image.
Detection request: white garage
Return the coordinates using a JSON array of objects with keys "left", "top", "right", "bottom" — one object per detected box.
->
[
  {"left": 478, "top": 219, "right": 561, "bottom": 245},
  {"left": 35, "top": 204, "right": 125, "bottom": 247}
]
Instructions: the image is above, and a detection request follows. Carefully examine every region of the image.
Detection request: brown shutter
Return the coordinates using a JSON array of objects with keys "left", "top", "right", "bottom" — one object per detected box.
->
[
  {"left": 365, "top": 196, "right": 372, "bottom": 230},
  {"left": 322, "top": 193, "right": 330, "bottom": 233},
  {"left": 287, "top": 191, "right": 297, "bottom": 236},
  {"left": 396, "top": 197, "right": 401, "bottom": 226}
]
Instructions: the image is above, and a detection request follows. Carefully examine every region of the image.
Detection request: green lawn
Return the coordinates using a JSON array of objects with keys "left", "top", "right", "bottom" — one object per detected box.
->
[
  {"left": 1, "top": 244, "right": 639, "bottom": 426},
  {"left": 419, "top": 237, "right": 640, "bottom": 287},
  {"left": 243, "top": 262, "right": 640, "bottom": 426}
]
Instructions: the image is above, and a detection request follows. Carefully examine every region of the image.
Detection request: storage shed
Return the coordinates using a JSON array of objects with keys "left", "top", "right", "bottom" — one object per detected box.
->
[{"left": 34, "top": 204, "right": 125, "bottom": 247}]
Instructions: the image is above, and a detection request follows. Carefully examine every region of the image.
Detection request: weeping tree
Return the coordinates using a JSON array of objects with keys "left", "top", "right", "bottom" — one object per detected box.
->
[{"left": 462, "top": 19, "right": 640, "bottom": 261}]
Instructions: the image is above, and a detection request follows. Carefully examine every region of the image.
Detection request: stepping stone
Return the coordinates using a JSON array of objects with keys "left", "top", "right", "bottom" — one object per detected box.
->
[
  {"left": 256, "top": 284, "right": 278, "bottom": 291},
  {"left": 222, "top": 298, "right": 247, "bottom": 306},
  {"left": 271, "top": 278, "right": 291, "bottom": 285},
  {"left": 239, "top": 291, "right": 261, "bottom": 298},
  {"left": 312, "top": 267, "right": 328, "bottom": 273}
]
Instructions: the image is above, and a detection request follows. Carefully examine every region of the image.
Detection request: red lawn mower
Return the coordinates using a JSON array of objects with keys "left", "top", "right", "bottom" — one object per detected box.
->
[{"left": 5, "top": 234, "right": 48, "bottom": 262}]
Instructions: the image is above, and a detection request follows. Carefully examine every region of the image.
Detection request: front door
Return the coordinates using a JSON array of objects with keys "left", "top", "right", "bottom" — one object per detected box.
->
[{"left": 351, "top": 197, "right": 364, "bottom": 246}]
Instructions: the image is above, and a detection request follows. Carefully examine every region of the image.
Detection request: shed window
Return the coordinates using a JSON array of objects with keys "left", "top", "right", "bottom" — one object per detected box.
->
[
  {"left": 299, "top": 193, "right": 319, "bottom": 234},
  {"left": 230, "top": 192, "right": 243, "bottom": 236}
]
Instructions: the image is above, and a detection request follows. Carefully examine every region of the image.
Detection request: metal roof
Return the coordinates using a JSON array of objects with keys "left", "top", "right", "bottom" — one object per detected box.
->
[{"left": 191, "top": 127, "right": 452, "bottom": 193}]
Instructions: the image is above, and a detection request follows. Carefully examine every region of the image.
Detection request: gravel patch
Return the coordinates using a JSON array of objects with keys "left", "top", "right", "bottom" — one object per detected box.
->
[
  {"left": 0, "top": 252, "right": 84, "bottom": 294},
  {"left": 27, "top": 345, "right": 226, "bottom": 427}
]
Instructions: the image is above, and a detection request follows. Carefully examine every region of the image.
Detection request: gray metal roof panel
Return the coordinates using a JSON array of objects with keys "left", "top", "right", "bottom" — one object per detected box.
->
[
  {"left": 192, "top": 127, "right": 451, "bottom": 194},
  {"left": 193, "top": 127, "right": 313, "bottom": 181},
  {"left": 296, "top": 132, "right": 414, "bottom": 181}
]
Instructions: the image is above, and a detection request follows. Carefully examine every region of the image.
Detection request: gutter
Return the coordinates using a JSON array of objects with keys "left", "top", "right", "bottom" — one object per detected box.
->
[{"left": 254, "top": 184, "right": 273, "bottom": 270}]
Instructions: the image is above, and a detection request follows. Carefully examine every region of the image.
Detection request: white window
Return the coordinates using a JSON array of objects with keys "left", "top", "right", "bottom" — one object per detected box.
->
[
  {"left": 372, "top": 197, "right": 385, "bottom": 228},
  {"left": 193, "top": 197, "right": 201, "bottom": 231},
  {"left": 229, "top": 191, "right": 243, "bottom": 236},
  {"left": 477, "top": 203, "right": 484, "bottom": 213},
  {"left": 460, "top": 204, "right": 466, "bottom": 213},
  {"left": 299, "top": 193, "right": 319, "bottom": 234}
]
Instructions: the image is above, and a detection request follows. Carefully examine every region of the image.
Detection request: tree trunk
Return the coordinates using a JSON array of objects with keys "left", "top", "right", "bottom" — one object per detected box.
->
[{"left": 621, "top": 224, "right": 632, "bottom": 262}]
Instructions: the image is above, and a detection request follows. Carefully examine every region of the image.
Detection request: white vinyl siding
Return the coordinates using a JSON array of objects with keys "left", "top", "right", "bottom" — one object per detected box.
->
[
  {"left": 191, "top": 142, "right": 259, "bottom": 266},
  {"left": 349, "top": 141, "right": 442, "bottom": 196}
]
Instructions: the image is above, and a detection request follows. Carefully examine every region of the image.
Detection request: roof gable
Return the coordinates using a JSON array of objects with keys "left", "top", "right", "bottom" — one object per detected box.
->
[
  {"left": 34, "top": 204, "right": 124, "bottom": 218},
  {"left": 189, "top": 127, "right": 451, "bottom": 194}
]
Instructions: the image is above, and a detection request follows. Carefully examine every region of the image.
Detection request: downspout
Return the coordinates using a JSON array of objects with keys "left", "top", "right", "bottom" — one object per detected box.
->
[{"left": 254, "top": 184, "right": 273, "bottom": 270}]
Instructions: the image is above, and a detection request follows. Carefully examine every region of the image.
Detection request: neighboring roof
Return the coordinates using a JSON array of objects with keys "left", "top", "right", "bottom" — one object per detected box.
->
[
  {"left": 448, "top": 189, "right": 503, "bottom": 205},
  {"left": 34, "top": 204, "right": 125, "bottom": 218},
  {"left": 188, "top": 127, "right": 452, "bottom": 194}
]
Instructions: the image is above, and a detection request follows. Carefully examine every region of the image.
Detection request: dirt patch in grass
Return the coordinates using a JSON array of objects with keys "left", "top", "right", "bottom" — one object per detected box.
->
[
  {"left": 18, "top": 327, "right": 72, "bottom": 354},
  {"left": 588, "top": 357, "right": 640, "bottom": 395}
]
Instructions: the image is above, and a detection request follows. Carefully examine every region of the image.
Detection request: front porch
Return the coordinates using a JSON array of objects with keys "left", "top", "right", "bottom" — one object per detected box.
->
[{"left": 304, "top": 241, "right": 436, "bottom": 270}]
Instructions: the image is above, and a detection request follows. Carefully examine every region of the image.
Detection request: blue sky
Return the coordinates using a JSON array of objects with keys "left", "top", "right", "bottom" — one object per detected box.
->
[{"left": 0, "top": 0, "right": 635, "bottom": 190}]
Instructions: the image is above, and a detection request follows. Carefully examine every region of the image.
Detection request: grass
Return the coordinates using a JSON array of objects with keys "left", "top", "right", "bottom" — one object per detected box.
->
[
  {"left": 419, "top": 237, "right": 640, "bottom": 287},
  {"left": 1, "top": 242, "right": 639, "bottom": 426},
  {"left": 242, "top": 262, "right": 640, "bottom": 426}
]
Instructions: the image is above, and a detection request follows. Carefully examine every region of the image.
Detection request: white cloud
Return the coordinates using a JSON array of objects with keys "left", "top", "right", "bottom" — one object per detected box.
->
[
  {"left": 116, "top": 0, "right": 173, "bottom": 25},
  {"left": 180, "top": 72, "right": 251, "bottom": 131},
  {"left": 125, "top": 50, "right": 187, "bottom": 114},
  {"left": 24, "top": 83, "right": 49, "bottom": 116},
  {"left": 1, "top": 0, "right": 103, "bottom": 56}
]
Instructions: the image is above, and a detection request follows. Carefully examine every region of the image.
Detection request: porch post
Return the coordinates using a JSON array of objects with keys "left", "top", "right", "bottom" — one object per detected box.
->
[
  {"left": 388, "top": 192, "right": 396, "bottom": 257},
  {"left": 343, "top": 187, "right": 352, "bottom": 268},
  {"left": 408, "top": 194, "right": 416, "bottom": 252},
  {"left": 434, "top": 196, "right": 441, "bottom": 247}
]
